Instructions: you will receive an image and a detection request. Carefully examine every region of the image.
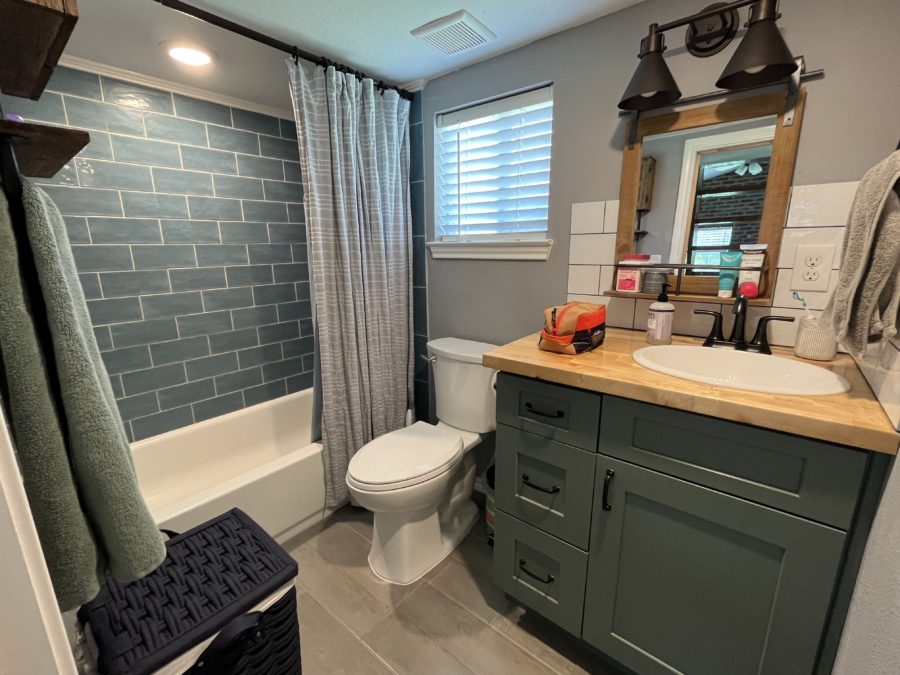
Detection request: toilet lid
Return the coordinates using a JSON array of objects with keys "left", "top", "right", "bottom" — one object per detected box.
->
[{"left": 347, "top": 422, "right": 463, "bottom": 490}]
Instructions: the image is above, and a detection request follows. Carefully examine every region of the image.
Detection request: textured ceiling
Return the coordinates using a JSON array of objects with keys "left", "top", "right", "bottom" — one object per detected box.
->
[{"left": 64, "top": 0, "right": 643, "bottom": 112}]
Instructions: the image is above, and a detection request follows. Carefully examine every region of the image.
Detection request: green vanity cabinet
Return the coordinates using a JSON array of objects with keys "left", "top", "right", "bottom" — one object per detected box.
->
[
  {"left": 581, "top": 456, "right": 846, "bottom": 675},
  {"left": 492, "top": 374, "right": 875, "bottom": 675}
]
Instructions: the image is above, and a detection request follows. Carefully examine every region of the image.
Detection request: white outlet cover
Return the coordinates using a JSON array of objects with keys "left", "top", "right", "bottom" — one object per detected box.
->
[{"left": 791, "top": 244, "right": 835, "bottom": 291}]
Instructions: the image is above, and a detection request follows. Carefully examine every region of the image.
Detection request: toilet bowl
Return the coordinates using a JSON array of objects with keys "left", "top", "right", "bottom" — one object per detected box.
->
[{"left": 346, "top": 337, "right": 497, "bottom": 585}]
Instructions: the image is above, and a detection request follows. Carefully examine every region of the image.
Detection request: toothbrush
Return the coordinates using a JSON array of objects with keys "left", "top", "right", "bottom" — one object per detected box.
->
[{"left": 792, "top": 291, "right": 814, "bottom": 320}]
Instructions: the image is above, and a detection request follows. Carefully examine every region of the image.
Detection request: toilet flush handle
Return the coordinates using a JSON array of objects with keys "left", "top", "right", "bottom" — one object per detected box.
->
[
  {"left": 490, "top": 371, "right": 498, "bottom": 394},
  {"left": 419, "top": 354, "right": 437, "bottom": 363}
]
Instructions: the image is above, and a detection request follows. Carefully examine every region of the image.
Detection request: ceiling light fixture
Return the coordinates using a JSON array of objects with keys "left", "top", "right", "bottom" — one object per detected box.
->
[
  {"left": 618, "top": 0, "right": 800, "bottom": 112},
  {"left": 163, "top": 41, "right": 216, "bottom": 67}
]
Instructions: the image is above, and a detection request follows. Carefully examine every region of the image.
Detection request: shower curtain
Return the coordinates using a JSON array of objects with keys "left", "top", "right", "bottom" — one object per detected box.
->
[{"left": 287, "top": 59, "right": 414, "bottom": 507}]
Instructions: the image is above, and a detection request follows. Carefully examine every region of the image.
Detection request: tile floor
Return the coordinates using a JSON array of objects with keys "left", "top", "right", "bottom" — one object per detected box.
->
[{"left": 284, "top": 499, "right": 625, "bottom": 675}]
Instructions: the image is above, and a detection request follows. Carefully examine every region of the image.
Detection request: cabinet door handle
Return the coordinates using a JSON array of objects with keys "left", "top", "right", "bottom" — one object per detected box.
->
[
  {"left": 521, "top": 473, "right": 560, "bottom": 494},
  {"left": 524, "top": 401, "right": 564, "bottom": 419},
  {"left": 602, "top": 469, "right": 615, "bottom": 511},
  {"left": 518, "top": 558, "right": 555, "bottom": 584}
]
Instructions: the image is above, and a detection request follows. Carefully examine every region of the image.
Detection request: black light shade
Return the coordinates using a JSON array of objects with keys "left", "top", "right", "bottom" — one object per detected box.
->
[
  {"left": 716, "top": 3, "right": 797, "bottom": 90},
  {"left": 619, "top": 29, "right": 681, "bottom": 111}
]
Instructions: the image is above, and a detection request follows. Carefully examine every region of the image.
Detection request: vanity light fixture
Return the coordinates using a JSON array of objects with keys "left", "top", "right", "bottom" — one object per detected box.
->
[
  {"left": 163, "top": 41, "right": 216, "bottom": 67},
  {"left": 618, "top": 0, "right": 798, "bottom": 112}
]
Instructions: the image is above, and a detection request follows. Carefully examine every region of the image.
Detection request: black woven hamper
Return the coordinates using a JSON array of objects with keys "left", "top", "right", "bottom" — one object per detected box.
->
[{"left": 78, "top": 509, "right": 301, "bottom": 675}]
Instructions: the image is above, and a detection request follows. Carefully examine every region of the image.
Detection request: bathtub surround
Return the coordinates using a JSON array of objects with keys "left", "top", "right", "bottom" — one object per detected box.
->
[
  {"left": 1, "top": 66, "right": 313, "bottom": 441},
  {"left": 289, "top": 61, "right": 413, "bottom": 508},
  {"left": 0, "top": 183, "right": 163, "bottom": 610}
]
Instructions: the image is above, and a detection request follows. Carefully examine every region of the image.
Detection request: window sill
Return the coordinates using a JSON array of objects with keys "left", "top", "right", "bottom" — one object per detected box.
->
[{"left": 426, "top": 238, "right": 553, "bottom": 261}]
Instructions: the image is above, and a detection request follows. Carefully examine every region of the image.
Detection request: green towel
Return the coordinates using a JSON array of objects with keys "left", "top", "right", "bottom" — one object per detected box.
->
[{"left": 0, "top": 181, "right": 165, "bottom": 610}]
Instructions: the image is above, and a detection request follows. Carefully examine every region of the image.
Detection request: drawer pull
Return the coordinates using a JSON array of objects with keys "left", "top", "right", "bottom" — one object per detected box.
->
[
  {"left": 521, "top": 473, "right": 561, "bottom": 495},
  {"left": 518, "top": 558, "right": 555, "bottom": 584},
  {"left": 602, "top": 469, "right": 615, "bottom": 511},
  {"left": 524, "top": 402, "right": 564, "bottom": 419}
]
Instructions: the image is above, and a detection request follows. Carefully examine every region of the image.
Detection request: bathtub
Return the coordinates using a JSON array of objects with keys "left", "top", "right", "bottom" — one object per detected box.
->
[{"left": 131, "top": 388, "right": 326, "bottom": 543}]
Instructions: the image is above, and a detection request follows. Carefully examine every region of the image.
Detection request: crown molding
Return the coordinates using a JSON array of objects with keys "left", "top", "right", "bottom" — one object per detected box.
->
[
  {"left": 399, "top": 78, "right": 428, "bottom": 92},
  {"left": 58, "top": 55, "right": 294, "bottom": 120}
]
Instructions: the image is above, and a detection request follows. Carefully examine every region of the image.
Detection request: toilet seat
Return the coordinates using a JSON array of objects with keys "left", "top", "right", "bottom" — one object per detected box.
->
[{"left": 347, "top": 422, "right": 463, "bottom": 492}]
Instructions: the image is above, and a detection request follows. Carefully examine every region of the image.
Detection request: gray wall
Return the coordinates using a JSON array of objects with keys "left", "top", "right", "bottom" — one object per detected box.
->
[
  {"left": 422, "top": 0, "right": 900, "bottom": 345},
  {"left": 2, "top": 67, "right": 313, "bottom": 441}
]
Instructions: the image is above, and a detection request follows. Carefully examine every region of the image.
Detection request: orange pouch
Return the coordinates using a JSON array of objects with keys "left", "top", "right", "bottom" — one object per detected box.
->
[{"left": 538, "top": 302, "right": 606, "bottom": 355}]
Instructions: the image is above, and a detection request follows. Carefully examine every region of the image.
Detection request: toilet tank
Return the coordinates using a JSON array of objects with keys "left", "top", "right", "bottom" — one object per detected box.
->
[{"left": 427, "top": 337, "right": 498, "bottom": 434}]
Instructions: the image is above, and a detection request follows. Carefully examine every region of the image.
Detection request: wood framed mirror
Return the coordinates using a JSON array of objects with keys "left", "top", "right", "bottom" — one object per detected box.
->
[{"left": 613, "top": 89, "right": 806, "bottom": 303}]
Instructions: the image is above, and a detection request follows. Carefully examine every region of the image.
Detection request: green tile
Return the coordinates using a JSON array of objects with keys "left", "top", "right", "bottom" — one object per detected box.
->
[
  {"left": 232, "top": 305, "right": 277, "bottom": 329},
  {"left": 263, "top": 179, "right": 302, "bottom": 203},
  {"left": 209, "top": 328, "right": 259, "bottom": 353},
  {"left": 237, "top": 343, "right": 282, "bottom": 369},
  {"left": 283, "top": 161, "right": 301, "bottom": 182},
  {"left": 150, "top": 336, "right": 210, "bottom": 366},
  {"left": 262, "top": 355, "right": 304, "bottom": 381},
  {"left": 88, "top": 297, "right": 142, "bottom": 325},
  {"left": 259, "top": 135, "right": 299, "bottom": 161},
  {"left": 65, "top": 97, "right": 144, "bottom": 135},
  {"left": 208, "top": 125, "right": 259, "bottom": 154},
  {"left": 47, "top": 67, "right": 102, "bottom": 99},
  {"left": 152, "top": 168, "right": 214, "bottom": 196},
  {"left": 161, "top": 219, "right": 220, "bottom": 243},
  {"left": 87, "top": 217, "right": 161, "bottom": 244},
  {"left": 42, "top": 186, "right": 123, "bottom": 217},
  {"left": 219, "top": 221, "right": 268, "bottom": 243},
  {"left": 237, "top": 154, "right": 283, "bottom": 179},
  {"left": 101, "top": 77, "right": 173, "bottom": 114},
  {"left": 273, "top": 263, "right": 307, "bottom": 283},
  {"left": 122, "top": 362, "right": 186, "bottom": 396},
  {"left": 196, "top": 245, "right": 248, "bottom": 266},
  {"left": 101, "top": 345, "right": 152, "bottom": 375},
  {"left": 1, "top": 92, "right": 66, "bottom": 124},
  {"left": 111, "top": 318, "right": 178, "bottom": 348},
  {"left": 252, "top": 283, "right": 294, "bottom": 305},
  {"left": 287, "top": 372, "right": 314, "bottom": 393},
  {"left": 77, "top": 131, "right": 114, "bottom": 160},
  {"left": 280, "top": 118, "right": 297, "bottom": 140},
  {"left": 185, "top": 352, "right": 239, "bottom": 380},
  {"left": 141, "top": 291, "right": 203, "bottom": 319},
  {"left": 94, "top": 325, "right": 114, "bottom": 351},
  {"left": 177, "top": 311, "right": 233, "bottom": 337},
  {"left": 248, "top": 243, "right": 292, "bottom": 264},
  {"left": 72, "top": 245, "right": 133, "bottom": 272},
  {"left": 181, "top": 146, "right": 237, "bottom": 174},
  {"left": 131, "top": 244, "right": 196, "bottom": 269},
  {"left": 64, "top": 216, "right": 90, "bottom": 244},
  {"left": 99, "top": 270, "right": 170, "bottom": 298},
  {"left": 122, "top": 192, "right": 189, "bottom": 219},
  {"left": 173, "top": 94, "right": 232, "bottom": 126},
  {"left": 214, "top": 367, "right": 262, "bottom": 394},
  {"left": 145, "top": 113, "right": 207, "bottom": 146},
  {"left": 213, "top": 174, "right": 264, "bottom": 199},
  {"left": 283, "top": 336, "right": 314, "bottom": 359},
  {"left": 111, "top": 135, "right": 181, "bottom": 167},
  {"left": 188, "top": 196, "right": 242, "bottom": 221},
  {"left": 117, "top": 392, "right": 160, "bottom": 421},
  {"left": 243, "top": 380, "right": 286, "bottom": 406},
  {"left": 277, "top": 300, "right": 311, "bottom": 322},
  {"left": 202, "top": 287, "right": 253, "bottom": 311},
  {"left": 242, "top": 200, "right": 288, "bottom": 223},
  {"left": 226, "top": 264, "right": 273, "bottom": 287},
  {"left": 232, "top": 108, "right": 280, "bottom": 136},
  {"left": 259, "top": 321, "right": 300, "bottom": 345},
  {"left": 131, "top": 406, "right": 193, "bottom": 440},
  {"left": 193, "top": 392, "right": 244, "bottom": 422},
  {"left": 268, "top": 222, "right": 305, "bottom": 242},
  {"left": 79, "top": 273, "right": 102, "bottom": 300},
  {"left": 77, "top": 158, "right": 153, "bottom": 191},
  {"left": 158, "top": 378, "right": 216, "bottom": 408},
  {"left": 169, "top": 267, "right": 226, "bottom": 291}
]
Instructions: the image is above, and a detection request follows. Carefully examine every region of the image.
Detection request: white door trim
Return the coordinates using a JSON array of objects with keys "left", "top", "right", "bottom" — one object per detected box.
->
[{"left": 668, "top": 125, "right": 776, "bottom": 264}]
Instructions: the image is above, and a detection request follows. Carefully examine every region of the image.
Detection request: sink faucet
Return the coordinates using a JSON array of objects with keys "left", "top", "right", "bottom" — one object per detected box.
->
[
  {"left": 694, "top": 296, "right": 795, "bottom": 354},
  {"left": 729, "top": 296, "right": 748, "bottom": 350}
]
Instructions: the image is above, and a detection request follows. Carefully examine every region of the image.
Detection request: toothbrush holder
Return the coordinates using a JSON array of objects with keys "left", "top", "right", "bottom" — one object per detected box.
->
[{"left": 793, "top": 317, "right": 838, "bottom": 361}]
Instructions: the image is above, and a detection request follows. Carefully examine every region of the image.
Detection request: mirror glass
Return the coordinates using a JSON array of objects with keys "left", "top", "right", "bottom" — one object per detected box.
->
[{"left": 634, "top": 115, "right": 777, "bottom": 267}]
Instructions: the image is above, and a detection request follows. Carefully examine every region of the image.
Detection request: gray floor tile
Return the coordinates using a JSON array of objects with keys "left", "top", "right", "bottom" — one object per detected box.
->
[
  {"left": 428, "top": 556, "right": 514, "bottom": 624},
  {"left": 363, "top": 611, "right": 476, "bottom": 675},
  {"left": 297, "top": 591, "right": 395, "bottom": 675}
]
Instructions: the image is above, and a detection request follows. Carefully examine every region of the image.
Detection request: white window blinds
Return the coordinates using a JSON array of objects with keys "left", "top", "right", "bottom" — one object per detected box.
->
[{"left": 436, "top": 86, "right": 553, "bottom": 240}]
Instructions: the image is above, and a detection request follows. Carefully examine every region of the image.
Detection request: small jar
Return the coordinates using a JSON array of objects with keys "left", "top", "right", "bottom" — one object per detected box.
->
[
  {"left": 642, "top": 269, "right": 671, "bottom": 295},
  {"left": 615, "top": 254, "right": 650, "bottom": 293}
]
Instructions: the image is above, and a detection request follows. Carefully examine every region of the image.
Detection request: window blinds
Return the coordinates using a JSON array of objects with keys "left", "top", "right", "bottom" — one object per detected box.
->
[{"left": 436, "top": 86, "right": 553, "bottom": 240}]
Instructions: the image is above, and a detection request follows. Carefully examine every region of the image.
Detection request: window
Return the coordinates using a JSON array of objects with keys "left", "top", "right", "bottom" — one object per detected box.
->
[{"left": 430, "top": 87, "right": 554, "bottom": 260}]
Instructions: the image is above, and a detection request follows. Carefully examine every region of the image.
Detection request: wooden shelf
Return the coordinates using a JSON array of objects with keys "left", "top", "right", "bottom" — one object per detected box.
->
[
  {"left": 603, "top": 290, "right": 773, "bottom": 306},
  {"left": 0, "top": 0, "right": 78, "bottom": 100},
  {"left": 0, "top": 120, "right": 89, "bottom": 177}
]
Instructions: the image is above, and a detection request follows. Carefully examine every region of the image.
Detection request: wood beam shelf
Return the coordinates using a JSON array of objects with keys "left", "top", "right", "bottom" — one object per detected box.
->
[{"left": 0, "top": 120, "right": 89, "bottom": 177}]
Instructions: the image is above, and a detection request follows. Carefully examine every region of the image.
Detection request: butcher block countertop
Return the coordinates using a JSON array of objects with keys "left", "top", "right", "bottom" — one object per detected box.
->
[{"left": 482, "top": 328, "right": 900, "bottom": 455}]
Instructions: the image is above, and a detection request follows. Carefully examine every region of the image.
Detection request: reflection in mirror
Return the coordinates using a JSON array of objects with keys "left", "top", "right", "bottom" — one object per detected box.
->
[{"left": 635, "top": 116, "right": 776, "bottom": 266}]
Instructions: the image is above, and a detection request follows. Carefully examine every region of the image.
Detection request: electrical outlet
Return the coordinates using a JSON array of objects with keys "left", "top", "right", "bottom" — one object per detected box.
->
[{"left": 791, "top": 244, "right": 835, "bottom": 291}]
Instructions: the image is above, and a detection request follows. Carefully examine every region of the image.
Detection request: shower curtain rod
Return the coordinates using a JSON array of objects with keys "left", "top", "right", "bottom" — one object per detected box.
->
[{"left": 151, "top": 0, "right": 415, "bottom": 101}]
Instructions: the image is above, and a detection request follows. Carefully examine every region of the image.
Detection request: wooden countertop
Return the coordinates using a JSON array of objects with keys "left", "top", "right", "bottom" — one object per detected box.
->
[{"left": 483, "top": 328, "right": 900, "bottom": 455}]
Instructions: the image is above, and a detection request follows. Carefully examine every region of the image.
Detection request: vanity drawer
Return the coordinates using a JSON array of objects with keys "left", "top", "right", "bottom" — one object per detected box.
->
[
  {"left": 495, "top": 424, "right": 596, "bottom": 549},
  {"left": 493, "top": 510, "right": 588, "bottom": 637},
  {"left": 599, "top": 396, "right": 867, "bottom": 529},
  {"left": 496, "top": 373, "right": 602, "bottom": 451}
]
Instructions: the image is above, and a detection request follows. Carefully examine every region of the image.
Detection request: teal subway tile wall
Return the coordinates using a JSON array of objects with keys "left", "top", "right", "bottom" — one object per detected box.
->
[
  {"left": 410, "top": 92, "right": 431, "bottom": 423},
  {"left": 1, "top": 66, "right": 314, "bottom": 441}
]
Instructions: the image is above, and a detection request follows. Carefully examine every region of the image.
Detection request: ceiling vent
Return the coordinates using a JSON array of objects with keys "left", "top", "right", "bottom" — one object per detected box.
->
[{"left": 411, "top": 10, "right": 497, "bottom": 56}]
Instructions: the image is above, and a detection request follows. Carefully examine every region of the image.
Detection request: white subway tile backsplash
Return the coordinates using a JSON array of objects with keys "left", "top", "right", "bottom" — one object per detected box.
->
[
  {"left": 772, "top": 268, "right": 837, "bottom": 310},
  {"left": 569, "top": 233, "right": 616, "bottom": 265},
  {"left": 599, "top": 265, "right": 614, "bottom": 295},
  {"left": 571, "top": 201, "right": 605, "bottom": 234},
  {"left": 746, "top": 307, "right": 815, "bottom": 347},
  {"left": 777, "top": 227, "right": 845, "bottom": 268},
  {"left": 787, "top": 182, "right": 857, "bottom": 228},
  {"left": 567, "top": 265, "right": 601, "bottom": 295},
  {"left": 603, "top": 200, "right": 620, "bottom": 233}
]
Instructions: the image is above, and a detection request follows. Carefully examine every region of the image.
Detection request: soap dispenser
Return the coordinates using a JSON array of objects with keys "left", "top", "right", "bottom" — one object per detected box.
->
[{"left": 646, "top": 282, "right": 674, "bottom": 345}]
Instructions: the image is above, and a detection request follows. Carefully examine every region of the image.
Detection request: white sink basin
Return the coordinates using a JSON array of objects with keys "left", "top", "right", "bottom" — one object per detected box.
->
[{"left": 633, "top": 345, "right": 850, "bottom": 396}]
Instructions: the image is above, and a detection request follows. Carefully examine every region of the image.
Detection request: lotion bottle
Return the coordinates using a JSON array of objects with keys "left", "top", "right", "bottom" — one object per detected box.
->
[{"left": 646, "top": 283, "right": 674, "bottom": 345}]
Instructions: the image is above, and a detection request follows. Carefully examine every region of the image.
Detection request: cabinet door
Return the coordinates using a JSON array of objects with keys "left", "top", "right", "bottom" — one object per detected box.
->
[{"left": 582, "top": 456, "right": 846, "bottom": 675}]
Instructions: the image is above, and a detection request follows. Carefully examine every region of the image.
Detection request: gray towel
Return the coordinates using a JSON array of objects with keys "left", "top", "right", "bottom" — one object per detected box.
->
[
  {"left": 0, "top": 181, "right": 165, "bottom": 610},
  {"left": 824, "top": 151, "right": 900, "bottom": 356}
]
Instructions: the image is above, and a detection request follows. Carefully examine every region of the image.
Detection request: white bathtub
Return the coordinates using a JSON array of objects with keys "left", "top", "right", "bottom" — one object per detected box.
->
[{"left": 131, "top": 388, "right": 326, "bottom": 543}]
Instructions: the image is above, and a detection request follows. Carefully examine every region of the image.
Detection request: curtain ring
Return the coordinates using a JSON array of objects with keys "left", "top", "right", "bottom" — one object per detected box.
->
[{"left": 291, "top": 46, "right": 299, "bottom": 64}]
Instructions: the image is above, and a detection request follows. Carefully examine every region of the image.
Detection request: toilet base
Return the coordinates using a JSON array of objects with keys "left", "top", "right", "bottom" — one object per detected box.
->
[{"left": 368, "top": 499, "right": 479, "bottom": 585}]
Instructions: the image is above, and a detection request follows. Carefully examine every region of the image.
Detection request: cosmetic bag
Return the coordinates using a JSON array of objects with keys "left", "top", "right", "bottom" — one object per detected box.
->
[
  {"left": 76, "top": 509, "right": 300, "bottom": 675},
  {"left": 538, "top": 302, "right": 606, "bottom": 354}
]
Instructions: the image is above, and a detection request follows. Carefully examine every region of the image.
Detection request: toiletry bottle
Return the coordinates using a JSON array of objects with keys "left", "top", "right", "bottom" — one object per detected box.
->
[{"left": 646, "top": 283, "right": 674, "bottom": 345}]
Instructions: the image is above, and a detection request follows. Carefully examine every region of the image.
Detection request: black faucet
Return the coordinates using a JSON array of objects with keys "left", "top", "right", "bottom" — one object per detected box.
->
[
  {"left": 694, "top": 296, "right": 795, "bottom": 354},
  {"left": 729, "top": 296, "right": 749, "bottom": 350}
]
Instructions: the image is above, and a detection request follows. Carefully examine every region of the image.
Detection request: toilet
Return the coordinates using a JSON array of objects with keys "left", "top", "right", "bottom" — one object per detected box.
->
[{"left": 346, "top": 337, "right": 497, "bottom": 585}]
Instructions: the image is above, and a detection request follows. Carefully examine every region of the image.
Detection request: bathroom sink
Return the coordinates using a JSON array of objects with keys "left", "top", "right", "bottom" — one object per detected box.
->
[{"left": 633, "top": 345, "right": 850, "bottom": 396}]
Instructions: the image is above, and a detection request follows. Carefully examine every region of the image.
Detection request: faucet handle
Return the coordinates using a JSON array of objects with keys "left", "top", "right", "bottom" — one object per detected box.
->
[
  {"left": 748, "top": 315, "right": 796, "bottom": 355},
  {"left": 693, "top": 309, "right": 725, "bottom": 347}
]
